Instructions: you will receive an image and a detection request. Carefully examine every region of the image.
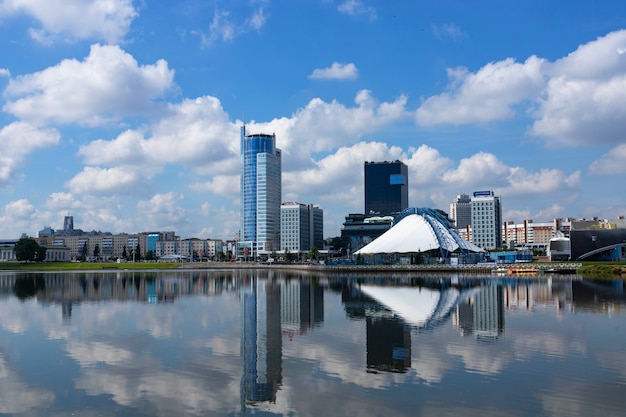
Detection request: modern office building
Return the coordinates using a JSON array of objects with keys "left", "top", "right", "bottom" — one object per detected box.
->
[
  {"left": 470, "top": 191, "right": 502, "bottom": 250},
  {"left": 450, "top": 193, "right": 472, "bottom": 229},
  {"left": 364, "top": 161, "right": 408, "bottom": 217},
  {"left": 340, "top": 213, "right": 393, "bottom": 254},
  {"left": 280, "top": 202, "right": 323, "bottom": 254},
  {"left": 240, "top": 125, "right": 282, "bottom": 258}
]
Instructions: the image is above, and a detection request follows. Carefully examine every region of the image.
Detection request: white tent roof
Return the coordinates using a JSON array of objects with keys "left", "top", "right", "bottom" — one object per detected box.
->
[
  {"left": 360, "top": 285, "right": 482, "bottom": 328},
  {"left": 360, "top": 285, "right": 442, "bottom": 327},
  {"left": 354, "top": 213, "right": 484, "bottom": 255}
]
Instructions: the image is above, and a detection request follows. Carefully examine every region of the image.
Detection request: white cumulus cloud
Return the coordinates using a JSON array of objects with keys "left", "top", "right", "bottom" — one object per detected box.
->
[
  {"left": 0, "top": 0, "right": 137, "bottom": 43},
  {"left": 416, "top": 56, "right": 546, "bottom": 126},
  {"left": 0, "top": 122, "right": 60, "bottom": 187},
  {"left": 4, "top": 44, "right": 174, "bottom": 126},
  {"left": 78, "top": 96, "right": 239, "bottom": 173},
  {"left": 66, "top": 166, "right": 148, "bottom": 196},
  {"left": 531, "top": 30, "right": 626, "bottom": 146},
  {"left": 416, "top": 29, "right": 626, "bottom": 148},
  {"left": 309, "top": 62, "right": 359, "bottom": 80},
  {"left": 136, "top": 192, "right": 188, "bottom": 230},
  {"left": 589, "top": 144, "right": 626, "bottom": 175},
  {"left": 338, "top": 0, "right": 376, "bottom": 20}
]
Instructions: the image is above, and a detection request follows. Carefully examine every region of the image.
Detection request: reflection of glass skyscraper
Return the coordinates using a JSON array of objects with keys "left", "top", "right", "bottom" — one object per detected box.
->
[
  {"left": 241, "top": 276, "right": 282, "bottom": 404},
  {"left": 240, "top": 125, "right": 282, "bottom": 258}
]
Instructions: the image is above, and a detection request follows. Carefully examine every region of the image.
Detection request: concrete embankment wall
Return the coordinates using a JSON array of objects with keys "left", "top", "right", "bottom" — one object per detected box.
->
[{"left": 179, "top": 262, "right": 581, "bottom": 275}]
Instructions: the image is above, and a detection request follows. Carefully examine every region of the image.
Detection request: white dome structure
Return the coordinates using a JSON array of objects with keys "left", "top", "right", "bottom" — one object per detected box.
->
[{"left": 354, "top": 207, "right": 484, "bottom": 258}]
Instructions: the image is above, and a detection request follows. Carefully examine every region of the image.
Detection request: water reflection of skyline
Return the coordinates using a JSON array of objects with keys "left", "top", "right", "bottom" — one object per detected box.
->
[
  {"left": 1, "top": 272, "right": 622, "bottom": 317},
  {"left": 0, "top": 271, "right": 624, "bottom": 414}
]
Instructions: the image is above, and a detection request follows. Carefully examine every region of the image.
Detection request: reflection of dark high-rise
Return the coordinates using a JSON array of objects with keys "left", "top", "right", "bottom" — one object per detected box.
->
[
  {"left": 62, "top": 302, "right": 72, "bottom": 323},
  {"left": 281, "top": 280, "right": 324, "bottom": 335},
  {"left": 241, "top": 277, "right": 282, "bottom": 403},
  {"left": 366, "top": 316, "right": 411, "bottom": 373},
  {"left": 473, "top": 286, "right": 505, "bottom": 340}
]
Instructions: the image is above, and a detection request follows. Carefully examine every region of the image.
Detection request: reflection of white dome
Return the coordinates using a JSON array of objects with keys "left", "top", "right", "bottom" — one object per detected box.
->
[
  {"left": 360, "top": 285, "right": 460, "bottom": 328},
  {"left": 354, "top": 208, "right": 483, "bottom": 255}
]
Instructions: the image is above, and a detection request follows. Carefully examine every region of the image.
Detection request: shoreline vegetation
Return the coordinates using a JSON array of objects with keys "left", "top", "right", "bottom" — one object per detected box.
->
[{"left": 0, "top": 261, "right": 623, "bottom": 280}]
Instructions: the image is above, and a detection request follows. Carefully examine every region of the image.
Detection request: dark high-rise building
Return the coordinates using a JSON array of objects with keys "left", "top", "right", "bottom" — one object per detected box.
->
[
  {"left": 64, "top": 215, "right": 74, "bottom": 231},
  {"left": 364, "top": 161, "right": 408, "bottom": 217},
  {"left": 450, "top": 193, "right": 472, "bottom": 229}
]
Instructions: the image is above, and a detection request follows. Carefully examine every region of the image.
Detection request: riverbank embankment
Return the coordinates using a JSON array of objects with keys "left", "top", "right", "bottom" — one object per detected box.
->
[{"left": 3, "top": 261, "right": 624, "bottom": 280}]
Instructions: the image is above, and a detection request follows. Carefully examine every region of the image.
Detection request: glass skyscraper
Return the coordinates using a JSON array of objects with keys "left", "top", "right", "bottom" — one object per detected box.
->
[{"left": 240, "top": 125, "right": 282, "bottom": 258}]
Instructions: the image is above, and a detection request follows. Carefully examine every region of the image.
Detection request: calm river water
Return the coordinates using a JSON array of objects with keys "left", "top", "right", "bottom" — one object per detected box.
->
[{"left": 0, "top": 270, "right": 625, "bottom": 417}]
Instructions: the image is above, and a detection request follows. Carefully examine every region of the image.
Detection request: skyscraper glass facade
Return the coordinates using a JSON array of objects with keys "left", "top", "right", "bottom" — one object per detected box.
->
[
  {"left": 240, "top": 126, "right": 282, "bottom": 257},
  {"left": 364, "top": 161, "right": 408, "bottom": 217}
]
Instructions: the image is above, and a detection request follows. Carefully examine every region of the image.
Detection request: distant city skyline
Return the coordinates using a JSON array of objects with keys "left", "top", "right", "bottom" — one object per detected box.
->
[{"left": 0, "top": 2, "right": 625, "bottom": 240}]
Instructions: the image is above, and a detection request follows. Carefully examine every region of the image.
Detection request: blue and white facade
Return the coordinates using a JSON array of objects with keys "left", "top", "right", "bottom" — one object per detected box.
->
[{"left": 240, "top": 126, "right": 282, "bottom": 258}]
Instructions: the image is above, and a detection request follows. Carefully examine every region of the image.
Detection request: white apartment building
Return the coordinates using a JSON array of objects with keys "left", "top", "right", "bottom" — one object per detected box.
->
[
  {"left": 280, "top": 202, "right": 324, "bottom": 254},
  {"left": 38, "top": 231, "right": 177, "bottom": 260},
  {"left": 503, "top": 220, "right": 554, "bottom": 249},
  {"left": 156, "top": 238, "right": 224, "bottom": 259},
  {"left": 470, "top": 191, "right": 502, "bottom": 250}
]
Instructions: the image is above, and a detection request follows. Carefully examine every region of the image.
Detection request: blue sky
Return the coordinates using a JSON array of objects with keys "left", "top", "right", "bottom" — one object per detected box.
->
[{"left": 1, "top": 0, "right": 625, "bottom": 240}]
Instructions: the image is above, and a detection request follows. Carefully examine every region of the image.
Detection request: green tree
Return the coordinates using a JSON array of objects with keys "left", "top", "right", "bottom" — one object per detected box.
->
[
  {"left": 36, "top": 245, "right": 47, "bottom": 262},
  {"left": 308, "top": 246, "right": 319, "bottom": 260},
  {"left": 122, "top": 245, "right": 127, "bottom": 260},
  {"left": 145, "top": 250, "right": 155, "bottom": 261},
  {"left": 93, "top": 244, "right": 100, "bottom": 258},
  {"left": 80, "top": 242, "right": 88, "bottom": 261},
  {"left": 326, "top": 237, "right": 342, "bottom": 250},
  {"left": 13, "top": 238, "right": 40, "bottom": 262},
  {"left": 135, "top": 244, "right": 141, "bottom": 261}
]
